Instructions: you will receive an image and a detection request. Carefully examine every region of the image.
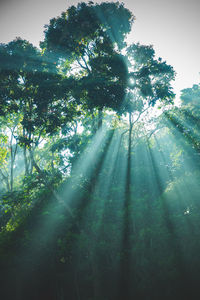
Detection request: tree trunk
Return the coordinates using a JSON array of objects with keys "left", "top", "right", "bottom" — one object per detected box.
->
[
  {"left": 23, "top": 146, "right": 29, "bottom": 175},
  {"left": 10, "top": 156, "right": 14, "bottom": 191},
  {"left": 10, "top": 134, "right": 17, "bottom": 191},
  {"left": 97, "top": 108, "right": 103, "bottom": 130},
  {"left": 0, "top": 169, "right": 10, "bottom": 192},
  {"left": 118, "top": 112, "right": 133, "bottom": 299}
]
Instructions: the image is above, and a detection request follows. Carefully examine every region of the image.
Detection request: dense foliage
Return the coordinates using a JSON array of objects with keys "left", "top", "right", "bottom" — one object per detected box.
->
[{"left": 0, "top": 2, "right": 199, "bottom": 300}]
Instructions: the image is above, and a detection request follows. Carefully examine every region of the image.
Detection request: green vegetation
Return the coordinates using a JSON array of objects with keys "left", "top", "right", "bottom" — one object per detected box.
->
[{"left": 0, "top": 2, "right": 199, "bottom": 300}]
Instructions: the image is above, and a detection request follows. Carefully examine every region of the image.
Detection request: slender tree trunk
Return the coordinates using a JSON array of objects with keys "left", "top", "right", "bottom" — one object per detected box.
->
[
  {"left": 90, "top": 113, "right": 96, "bottom": 135},
  {"left": 97, "top": 108, "right": 103, "bottom": 130},
  {"left": 51, "top": 151, "right": 55, "bottom": 170},
  {"left": 10, "top": 134, "right": 14, "bottom": 191},
  {"left": 0, "top": 169, "right": 10, "bottom": 192},
  {"left": 118, "top": 112, "right": 133, "bottom": 299},
  {"left": 30, "top": 157, "right": 33, "bottom": 174},
  {"left": 9, "top": 133, "right": 17, "bottom": 191},
  {"left": 10, "top": 146, "right": 14, "bottom": 191},
  {"left": 28, "top": 147, "right": 35, "bottom": 175},
  {"left": 23, "top": 146, "right": 29, "bottom": 175}
]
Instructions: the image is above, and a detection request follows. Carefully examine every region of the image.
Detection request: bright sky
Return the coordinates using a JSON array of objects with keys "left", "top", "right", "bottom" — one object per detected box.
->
[{"left": 0, "top": 0, "right": 199, "bottom": 99}]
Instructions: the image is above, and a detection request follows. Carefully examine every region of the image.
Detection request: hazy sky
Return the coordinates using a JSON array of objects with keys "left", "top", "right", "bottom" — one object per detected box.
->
[{"left": 0, "top": 0, "right": 199, "bottom": 98}]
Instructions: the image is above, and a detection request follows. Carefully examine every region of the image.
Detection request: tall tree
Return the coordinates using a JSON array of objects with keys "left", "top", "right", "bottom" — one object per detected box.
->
[{"left": 42, "top": 1, "right": 134, "bottom": 129}]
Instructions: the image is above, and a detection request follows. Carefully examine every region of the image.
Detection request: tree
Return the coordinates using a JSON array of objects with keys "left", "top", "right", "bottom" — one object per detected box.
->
[
  {"left": 180, "top": 83, "right": 200, "bottom": 106},
  {"left": 42, "top": 1, "right": 134, "bottom": 130},
  {"left": 0, "top": 114, "right": 20, "bottom": 192},
  {"left": 163, "top": 82, "right": 200, "bottom": 154},
  {"left": 124, "top": 43, "right": 175, "bottom": 127},
  {"left": 0, "top": 38, "right": 78, "bottom": 176},
  {"left": 42, "top": 3, "right": 175, "bottom": 133}
]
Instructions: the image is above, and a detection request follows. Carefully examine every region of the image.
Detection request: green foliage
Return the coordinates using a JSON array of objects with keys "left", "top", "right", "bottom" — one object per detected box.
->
[
  {"left": 41, "top": 2, "right": 134, "bottom": 114},
  {"left": 42, "top": 2, "right": 134, "bottom": 57},
  {"left": 180, "top": 83, "right": 200, "bottom": 105},
  {"left": 0, "top": 134, "right": 8, "bottom": 166},
  {"left": 126, "top": 43, "right": 175, "bottom": 108},
  {"left": 0, "top": 38, "right": 78, "bottom": 143},
  {"left": 1, "top": 2, "right": 200, "bottom": 300}
]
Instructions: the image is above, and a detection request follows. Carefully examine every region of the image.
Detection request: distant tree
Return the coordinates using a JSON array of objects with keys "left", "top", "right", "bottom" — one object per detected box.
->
[
  {"left": 124, "top": 43, "right": 175, "bottom": 130},
  {"left": 163, "top": 82, "right": 200, "bottom": 155},
  {"left": 180, "top": 83, "right": 200, "bottom": 106}
]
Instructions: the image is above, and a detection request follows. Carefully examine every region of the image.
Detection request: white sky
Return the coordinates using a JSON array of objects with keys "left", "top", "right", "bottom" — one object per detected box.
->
[{"left": 0, "top": 0, "right": 199, "bottom": 99}]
